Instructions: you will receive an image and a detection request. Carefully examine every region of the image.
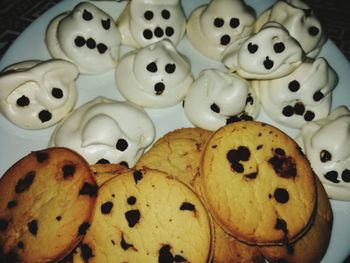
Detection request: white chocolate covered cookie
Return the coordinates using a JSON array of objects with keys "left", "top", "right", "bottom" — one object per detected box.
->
[
  {"left": 255, "top": 0, "right": 326, "bottom": 58},
  {"left": 222, "top": 22, "right": 305, "bottom": 79},
  {"left": 0, "top": 60, "right": 78, "bottom": 129},
  {"left": 184, "top": 69, "right": 259, "bottom": 131},
  {"left": 186, "top": 0, "right": 256, "bottom": 61},
  {"left": 49, "top": 97, "right": 155, "bottom": 167},
  {"left": 297, "top": 106, "right": 350, "bottom": 201},
  {"left": 253, "top": 57, "right": 337, "bottom": 129},
  {"left": 115, "top": 39, "right": 193, "bottom": 108},
  {"left": 46, "top": 2, "right": 121, "bottom": 74},
  {"left": 116, "top": 0, "right": 186, "bottom": 48}
]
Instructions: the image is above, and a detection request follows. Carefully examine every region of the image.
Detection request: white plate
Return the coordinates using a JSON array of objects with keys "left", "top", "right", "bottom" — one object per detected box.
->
[{"left": 0, "top": 0, "right": 349, "bottom": 262}]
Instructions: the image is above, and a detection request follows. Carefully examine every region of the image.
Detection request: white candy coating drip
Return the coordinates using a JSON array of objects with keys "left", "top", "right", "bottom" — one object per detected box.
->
[
  {"left": 46, "top": 2, "right": 121, "bottom": 74},
  {"left": 222, "top": 22, "right": 305, "bottom": 79},
  {"left": 186, "top": 0, "right": 256, "bottom": 60},
  {"left": 184, "top": 69, "right": 259, "bottom": 131},
  {"left": 116, "top": 0, "right": 186, "bottom": 48},
  {"left": 254, "top": 57, "right": 338, "bottom": 129},
  {"left": 116, "top": 39, "right": 193, "bottom": 108},
  {"left": 297, "top": 106, "right": 350, "bottom": 200},
  {"left": 255, "top": 0, "right": 326, "bottom": 58},
  {"left": 49, "top": 97, "right": 155, "bottom": 167},
  {"left": 0, "top": 59, "right": 78, "bottom": 129}
]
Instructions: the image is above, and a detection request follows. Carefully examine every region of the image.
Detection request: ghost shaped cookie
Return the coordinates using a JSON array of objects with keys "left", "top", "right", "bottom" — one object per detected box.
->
[
  {"left": 46, "top": 2, "right": 121, "bottom": 74},
  {"left": 0, "top": 60, "right": 78, "bottom": 129},
  {"left": 222, "top": 22, "right": 305, "bottom": 79},
  {"left": 186, "top": 0, "right": 256, "bottom": 60},
  {"left": 49, "top": 97, "right": 155, "bottom": 167},
  {"left": 184, "top": 69, "right": 259, "bottom": 131},
  {"left": 253, "top": 57, "right": 338, "bottom": 129},
  {"left": 297, "top": 106, "right": 350, "bottom": 201},
  {"left": 115, "top": 39, "right": 193, "bottom": 108},
  {"left": 255, "top": 0, "right": 326, "bottom": 58},
  {"left": 116, "top": 0, "right": 186, "bottom": 48}
]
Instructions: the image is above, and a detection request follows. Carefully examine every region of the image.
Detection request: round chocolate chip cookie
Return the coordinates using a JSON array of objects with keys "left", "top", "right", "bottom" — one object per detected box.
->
[
  {"left": 76, "top": 168, "right": 213, "bottom": 262},
  {"left": 259, "top": 176, "right": 333, "bottom": 263},
  {"left": 0, "top": 147, "right": 97, "bottom": 262},
  {"left": 200, "top": 121, "right": 317, "bottom": 246}
]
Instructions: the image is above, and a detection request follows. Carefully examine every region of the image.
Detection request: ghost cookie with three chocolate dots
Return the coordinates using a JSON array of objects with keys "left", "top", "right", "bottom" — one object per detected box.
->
[
  {"left": 76, "top": 168, "right": 213, "bottom": 262},
  {"left": 200, "top": 121, "right": 317, "bottom": 246},
  {"left": 0, "top": 147, "right": 97, "bottom": 262}
]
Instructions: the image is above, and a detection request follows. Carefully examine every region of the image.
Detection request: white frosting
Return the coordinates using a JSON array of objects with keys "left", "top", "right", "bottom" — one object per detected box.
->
[
  {"left": 184, "top": 69, "right": 259, "bottom": 131},
  {"left": 186, "top": 0, "right": 256, "bottom": 61},
  {"left": 253, "top": 57, "right": 338, "bottom": 129},
  {"left": 46, "top": 2, "right": 121, "bottom": 74},
  {"left": 221, "top": 22, "right": 305, "bottom": 79},
  {"left": 116, "top": 0, "right": 186, "bottom": 48},
  {"left": 0, "top": 59, "right": 78, "bottom": 129},
  {"left": 255, "top": 0, "right": 326, "bottom": 58},
  {"left": 115, "top": 39, "right": 193, "bottom": 108},
  {"left": 297, "top": 106, "right": 350, "bottom": 200},
  {"left": 49, "top": 97, "right": 155, "bottom": 167}
]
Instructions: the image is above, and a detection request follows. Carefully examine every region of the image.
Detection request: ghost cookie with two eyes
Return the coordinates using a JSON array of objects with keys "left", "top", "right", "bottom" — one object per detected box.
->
[
  {"left": 116, "top": 39, "right": 193, "bottom": 108},
  {"left": 222, "top": 22, "right": 305, "bottom": 80},
  {"left": 49, "top": 97, "right": 155, "bottom": 167},
  {"left": 255, "top": 0, "right": 326, "bottom": 58},
  {"left": 0, "top": 59, "right": 78, "bottom": 129},
  {"left": 184, "top": 69, "right": 259, "bottom": 131},
  {"left": 296, "top": 106, "right": 350, "bottom": 201},
  {"left": 186, "top": 0, "right": 256, "bottom": 61},
  {"left": 253, "top": 57, "right": 338, "bottom": 129},
  {"left": 46, "top": 2, "right": 121, "bottom": 74},
  {"left": 116, "top": 0, "right": 186, "bottom": 48}
]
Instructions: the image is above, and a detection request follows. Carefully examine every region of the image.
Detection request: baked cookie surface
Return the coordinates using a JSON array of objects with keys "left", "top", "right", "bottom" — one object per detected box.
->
[
  {"left": 200, "top": 121, "right": 317, "bottom": 245},
  {"left": 0, "top": 147, "right": 97, "bottom": 262}
]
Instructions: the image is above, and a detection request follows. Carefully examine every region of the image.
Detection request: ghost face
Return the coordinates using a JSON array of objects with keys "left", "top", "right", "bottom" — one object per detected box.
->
[
  {"left": 128, "top": 0, "right": 186, "bottom": 47},
  {"left": 0, "top": 60, "right": 78, "bottom": 129}
]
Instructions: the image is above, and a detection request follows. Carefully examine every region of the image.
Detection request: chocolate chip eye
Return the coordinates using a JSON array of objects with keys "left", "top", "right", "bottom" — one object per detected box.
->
[
  {"left": 165, "top": 27, "right": 174, "bottom": 37},
  {"left": 247, "top": 42, "right": 258, "bottom": 53},
  {"left": 101, "top": 18, "right": 111, "bottom": 30},
  {"left": 116, "top": 139, "right": 128, "bottom": 151},
  {"left": 288, "top": 80, "right": 300, "bottom": 92},
  {"left": 144, "top": 10, "right": 153, "bottom": 20},
  {"left": 161, "top": 9, "right": 170, "bottom": 19},
  {"left": 75, "top": 36, "right": 85, "bottom": 47},
  {"left": 273, "top": 42, "right": 285, "bottom": 53},
  {"left": 320, "top": 150, "right": 332, "bottom": 163},
  {"left": 210, "top": 103, "right": 220, "bottom": 113},
  {"left": 220, "top": 35, "right": 231, "bottom": 45},
  {"left": 263, "top": 56, "right": 274, "bottom": 70},
  {"left": 165, "top": 63, "right": 176, "bottom": 74},
  {"left": 38, "top": 110, "right": 52, "bottom": 123},
  {"left": 214, "top": 18, "right": 224, "bottom": 28},
  {"left": 230, "top": 17, "right": 240, "bottom": 28},
  {"left": 82, "top": 9, "right": 93, "bottom": 21},
  {"left": 16, "top": 95, "right": 30, "bottom": 107},
  {"left": 154, "top": 82, "right": 165, "bottom": 95},
  {"left": 52, "top": 88, "right": 63, "bottom": 99},
  {"left": 324, "top": 170, "right": 339, "bottom": 183},
  {"left": 143, "top": 29, "right": 153, "bottom": 40},
  {"left": 313, "top": 90, "right": 324, "bottom": 102},
  {"left": 308, "top": 26, "right": 320, "bottom": 36},
  {"left": 146, "top": 62, "right": 157, "bottom": 73}
]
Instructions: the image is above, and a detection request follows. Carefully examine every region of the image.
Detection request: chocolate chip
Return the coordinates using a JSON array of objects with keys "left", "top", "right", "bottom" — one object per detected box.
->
[
  {"left": 120, "top": 161, "right": 129, "bottom": 168},
  {"left": 214, "top": 18, "right": 224, "bottom": 27},
  {"left": 245, "top": 172, "right": 257, "bottom": 179},
  {"left": 101, "top": 18, "right": 111, "bottom": 30},
  {"left": 120, "top": 233, "right": 134, "bottom": 250},
  {"left": 274, "top": 148, "right": 285, "bottom": 156},
  {"left": 282, "top": 105, "right": 294, "bottom": 117},
  {"left": 127, "top": 196, "right": 137, "bottom": 205},
  {"left": 313, "top": 90, "right": 324, "bottom": 101},
  {"left": 159, "top": 245, "right": 173, "bottom": 263},
  {"left": 180, "top": 202, "right": 195, "bottom": 212},
  {"left": 210, "top": 103, "right": 220, "bottom": 113},
  {"left": 165, "top": 63, "right": 176, "bottom": 74},
  {"left": 56, "top": 216, "right": 62, "bottom": 221},
  {"left": 288, "top": 80, "right": 300, "bottom": 92},
  {"left": 133, "top": 170, "right": 143, "bottom": 184},
  {"left": 247, "top": 42, "right": 258, "bottom": 53},
  {"left": 342, "top": 169, "right": 350, "bottom": 182},
  {"left": 51, "top": 88, "right": 63, "bottom": 99},
  {"left": 62, "top": 164, "right": 76, "bottom": 178},
  {"left": 80, "top": 243, "right": 94, "bottom": 261},
  {"left": 38, "top": 110, "right": 52, "bottom": 123},
  {"left": 273, "top": 42, "right": 285, "bottom": 53},
  {"left": 125, "top": 209, "right": 141, "bottom": 227},
  {"left": 263, "top": 56, "right": 274, "bottom": 70},
  {"left": 78, "top": 222, "right": 90, "bottom": 235},
  {"left": 161, "top": 9, "right": 171, "bottom": 19},
  {"left": 101, "top": 201, "right": 113, "bottom": 214},
  {"left": 144, "top": 10, "right": 154, "bottom": 20},
  {"left": 16, "top": 95, "right": 30, "bottom": 107},
  {"left": 28, "top": 219, "right": 38, "bottom": 235},
  {"left": 324, "top": 170, "right": 339, "bottom": 183},
  {"left": 304, "top": 111, "right": 315, "bottom": 121},
  {"left": 232, "top": 162, "right": 244, "bottom": 173},
  {"left": 154, "top": 27, "right": 164, "bottom": 38},
  {"left": 97, "top": 158, "right": 110, "bottom": 164},
  {"left": 116, "top": 139, "right": 128, "bottom": 151},
  {"left": 154, "top": 82, "right": 165, "bottom": 95},
  {"left": 79, "top": 182, "right": 98, "bottom": 197},
  {"left": 220, "top": 34, "right": 231, "bottom": 45},
  {"left": 308, "top": 26, "right": 320, "bottom": 36},
  {"left": 275, "top": 218, "right": 287, "bottom": 233},
  {"left": 0, "top": 218, "right": 8, "bottom": 231},
  {"left": 165, "top": 27, "right": 174, "bottom": 37},
  {"left": 256, "top": 145, "right": 263, "bottom": 150},
  {"left": 294, "top": 102, "right": 305, "bottom": 116},
  {"left": 97, "top": 43, "right": 108, "bottom": 54},
  {"left": 74, "top": 36, "right": 85, "bottom": 47},
  {"left": 86, "top": 38, "right": 96, "bottom": 49},
  {"left": 268, "top": 153, "right": 296, "bottom": 178},
  {"left": 320, "top": 150, "right": 332, "bottom": 162},
  {"left": 143, "top": 29, "right": 153, "bottom": 39},
  {"left": 17, "top": 241, "right": 24, "bottom": 249},
  {"left": 7, "top": 200, "right": 17, "bottom": 209},
  {"left": 246, "top": 93, "right": 254, "bottom": 105},
  {"left": 147, "top": 62, "right": 158, "bottom": 72},
  {"left": 274, "top": 188, "right": 289, "bottom": 203},
  {"left": 230, "top": 17, "right": 240, "bottom": 28},
  {"left": 15, "top": 171, "right": 35, "bottom": 193},
  {"left": 82, "top": 9, "right": 93, "bottom": 21}
]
